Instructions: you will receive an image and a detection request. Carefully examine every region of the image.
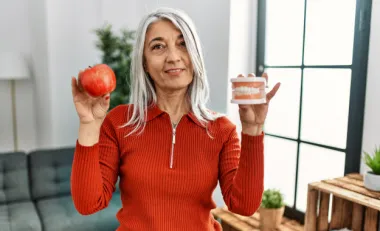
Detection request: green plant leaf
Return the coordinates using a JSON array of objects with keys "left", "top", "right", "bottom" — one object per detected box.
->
[
  {"left": 363, "top": 146, "right": 380, "bottom": 175},
  {"left": 260, "top": 189, "right": 285, "bottom": 209},
  {"left": 94, "top": 23, "right": 135, "bottom": 111}
]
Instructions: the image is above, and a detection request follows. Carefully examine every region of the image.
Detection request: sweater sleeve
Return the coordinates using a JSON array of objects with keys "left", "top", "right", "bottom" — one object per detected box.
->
[
  {"left": 218, "top": 126, "right": 264, "bottom": 216},
  {"left": 71, "top": 115, "right": 120, "bottom": 215}
]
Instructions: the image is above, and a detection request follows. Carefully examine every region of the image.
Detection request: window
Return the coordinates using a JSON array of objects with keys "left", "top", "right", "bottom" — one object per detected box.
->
[{"left": 256, "top": 0, "right": 372, "bottom": 222}]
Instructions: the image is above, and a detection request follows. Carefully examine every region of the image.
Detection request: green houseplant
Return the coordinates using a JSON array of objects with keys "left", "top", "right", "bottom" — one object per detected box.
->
[
  {"left": 94, "top": 24, "right": 135, "bottom": 111},
  {"left": 259, "top": 189, "right": 285, "bottom": 230},
  {"left": 363, "top": 146, "right": 380, "bottom": 191}
]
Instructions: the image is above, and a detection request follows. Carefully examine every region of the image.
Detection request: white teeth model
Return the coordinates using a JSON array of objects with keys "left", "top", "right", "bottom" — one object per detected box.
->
[{"left": 234, "top": 86, "right": 260, "bottom": 95}]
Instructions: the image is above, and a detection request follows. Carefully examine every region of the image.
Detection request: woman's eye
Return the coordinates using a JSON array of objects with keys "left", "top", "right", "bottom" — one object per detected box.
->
[
  {"left": 180, "top": 41, "right": 186, "bottom": 47},
  {"left": 152, "top": 44, "right": 164, "bottom": 50}
]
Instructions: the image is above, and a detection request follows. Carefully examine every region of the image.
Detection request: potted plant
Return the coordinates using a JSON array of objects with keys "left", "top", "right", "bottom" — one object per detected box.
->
[
  {"left": 363, "top": 146, "right": 380, "bottom": 191},
  {"left": 259, "top": 189, "right": 285, "bottom": 230},
  {"left": 94, "top": 24, "right": 135, "bottom": 111}
]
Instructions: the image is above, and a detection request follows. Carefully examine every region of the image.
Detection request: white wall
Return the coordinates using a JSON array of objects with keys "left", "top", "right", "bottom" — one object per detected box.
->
[
  {"left": 45, "top": 0, "right": 103, "bottom": 147},
  {"left": 0, "top": 0, "right": 37, "bottom": 153},
  {"left": 28, "top": 0, "right": 55, "bottom": 150},
  {"left": 360, "top": 0, "right": 380, "bottom": 174},
  {"left": 227, "top": 0, "right": 258, "bottom": 133}
]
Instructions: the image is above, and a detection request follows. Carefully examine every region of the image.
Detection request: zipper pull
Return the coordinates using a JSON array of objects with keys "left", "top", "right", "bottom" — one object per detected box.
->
[{"left": 172, "top": 128, "right": 176, "bottom": 144}]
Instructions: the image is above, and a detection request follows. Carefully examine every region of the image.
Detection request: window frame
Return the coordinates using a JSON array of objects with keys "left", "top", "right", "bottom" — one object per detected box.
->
[{"left": 256, "top": 0, "right": 373, "bottom": 222}]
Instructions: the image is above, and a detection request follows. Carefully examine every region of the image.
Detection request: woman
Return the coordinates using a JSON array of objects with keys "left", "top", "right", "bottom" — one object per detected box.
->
[{"left": 70, "top": 7, "right": 280, "bottom": 231}]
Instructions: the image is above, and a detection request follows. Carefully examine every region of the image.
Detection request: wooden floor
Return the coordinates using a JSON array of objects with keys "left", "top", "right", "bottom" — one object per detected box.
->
[{"left": 212, "top": 207, "right": 304, "bottom": 231}]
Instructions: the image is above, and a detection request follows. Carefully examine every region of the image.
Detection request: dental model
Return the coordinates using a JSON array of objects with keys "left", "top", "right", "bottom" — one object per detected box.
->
[{"left": 230, "top": 76, "right": 267, "bottom": 104}]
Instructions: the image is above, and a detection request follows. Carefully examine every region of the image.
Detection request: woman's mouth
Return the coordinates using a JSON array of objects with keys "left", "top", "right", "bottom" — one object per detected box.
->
[{"left": 165, "top": 68, "right": 184, "bottom": 76}]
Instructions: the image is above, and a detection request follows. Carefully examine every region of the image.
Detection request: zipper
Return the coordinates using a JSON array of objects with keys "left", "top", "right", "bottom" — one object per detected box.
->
[{"left": 170, "top": 117, "right": 182, "bottom": 169}]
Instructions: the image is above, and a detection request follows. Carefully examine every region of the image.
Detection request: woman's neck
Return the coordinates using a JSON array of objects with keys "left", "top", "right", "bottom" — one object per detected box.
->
[{"left": 156, "top": 90, "right": 190, "bottom": 124}]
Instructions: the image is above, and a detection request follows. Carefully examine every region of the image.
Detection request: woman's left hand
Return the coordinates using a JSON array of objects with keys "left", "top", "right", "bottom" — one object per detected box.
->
[{"left": 238, "top": 72, "right": 281, "bottom": 135}]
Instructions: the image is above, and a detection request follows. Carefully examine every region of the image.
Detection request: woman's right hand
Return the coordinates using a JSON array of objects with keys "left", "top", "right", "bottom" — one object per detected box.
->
[{"left": 71, "top": 71, "right": 110, "bottom": 125}]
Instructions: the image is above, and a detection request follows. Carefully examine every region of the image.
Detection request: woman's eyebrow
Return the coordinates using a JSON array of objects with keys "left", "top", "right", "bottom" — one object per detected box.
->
[
  {"left": 149, "top": 37, "right": 164, "bottom": 46},
  {"left": 149, "top": 34, "right": 184, "bottom": 46}
]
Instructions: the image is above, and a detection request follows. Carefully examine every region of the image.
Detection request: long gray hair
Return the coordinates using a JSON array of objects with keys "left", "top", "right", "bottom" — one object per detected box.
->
[{"left": 122, "top": 7, "right": 222, "bottom": 136}]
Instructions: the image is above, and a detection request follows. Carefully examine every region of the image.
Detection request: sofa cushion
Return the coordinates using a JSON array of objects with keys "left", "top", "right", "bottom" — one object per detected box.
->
[
  {"left": 36, "top": 194, "right": 121, "bottom": 231},
  {"left": 0, "top": 152, "right": 31, "bottom": 204},
  {"left": 29, "top": 147, "right": 120, "bottom": 201},
  {"left": 0, "top": 201, "right": 42, "bottom": 231},
  {"left": 29, "top": 147, "right": 74, "bottom": 200}
]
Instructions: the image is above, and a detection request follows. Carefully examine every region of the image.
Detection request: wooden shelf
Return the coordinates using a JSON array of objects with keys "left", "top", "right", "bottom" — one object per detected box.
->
[
  {"left": 305, "top": 173, "right": 380, "bottom": 231},
  {"left": 211, "top": 207, "right": 303, "bottom": 231}
]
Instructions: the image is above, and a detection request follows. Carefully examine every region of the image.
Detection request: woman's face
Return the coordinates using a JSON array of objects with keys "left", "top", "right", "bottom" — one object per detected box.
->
[{"left": 143, "top": 20, "right": 194, "bottom": 93}]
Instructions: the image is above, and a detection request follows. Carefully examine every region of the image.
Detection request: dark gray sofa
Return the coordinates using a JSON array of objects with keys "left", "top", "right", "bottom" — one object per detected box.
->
[{"left": 0, "top": 147, "right": 121, "bottom": 231}]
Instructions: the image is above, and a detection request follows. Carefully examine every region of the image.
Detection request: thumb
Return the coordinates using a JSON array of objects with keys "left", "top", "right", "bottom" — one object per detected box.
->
[{"left": 101, "top": 93, "right": 111, "bottom": 109}]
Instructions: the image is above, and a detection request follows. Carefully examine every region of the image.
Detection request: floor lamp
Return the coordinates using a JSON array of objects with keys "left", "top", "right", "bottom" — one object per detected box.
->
[{"left": 0, "top": 52, "right": 30, "bottom": 151}]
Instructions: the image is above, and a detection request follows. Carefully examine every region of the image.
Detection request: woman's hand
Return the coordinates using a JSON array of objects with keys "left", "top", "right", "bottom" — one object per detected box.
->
[
  {"left": 238, "top": 72, "right": 281, "bottom": 136},
  {"left": 71, "top": 70, "right": 110, "bottom": 126}
]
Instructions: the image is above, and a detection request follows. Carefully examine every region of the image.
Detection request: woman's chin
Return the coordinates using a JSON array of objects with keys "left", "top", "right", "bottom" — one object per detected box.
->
[{"left": 165, "top": 83, "right": 191, "bottom": 92}]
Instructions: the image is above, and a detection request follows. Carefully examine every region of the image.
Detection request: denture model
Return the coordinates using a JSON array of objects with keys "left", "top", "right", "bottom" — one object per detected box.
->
[{"left": 230, "top": 76, "right": 267, "bottom": 104}]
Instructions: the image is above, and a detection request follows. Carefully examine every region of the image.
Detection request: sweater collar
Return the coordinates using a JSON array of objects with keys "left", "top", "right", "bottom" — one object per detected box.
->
[{"left": 146, "top": 103, "right": 205, "bottom": 128}]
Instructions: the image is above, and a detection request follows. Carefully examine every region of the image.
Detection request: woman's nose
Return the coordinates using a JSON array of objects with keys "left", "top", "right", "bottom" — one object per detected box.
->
[{"left": 166, "top": 47, "right": 181, "bottom": 63}]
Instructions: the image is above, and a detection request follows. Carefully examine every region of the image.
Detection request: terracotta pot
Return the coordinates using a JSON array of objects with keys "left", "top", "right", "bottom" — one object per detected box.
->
[{"left": 259, "top": 206, "right": 285, "bottom": 231}]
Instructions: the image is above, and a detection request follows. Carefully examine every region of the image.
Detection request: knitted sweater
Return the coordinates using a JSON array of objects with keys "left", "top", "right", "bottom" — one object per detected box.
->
[{"left": 71, "top": 104, "right": 264, "bottom": 231}]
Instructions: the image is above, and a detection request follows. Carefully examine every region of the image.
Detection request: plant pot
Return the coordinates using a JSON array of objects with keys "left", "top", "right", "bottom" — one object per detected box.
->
[
  {"left": 259, "top": 206, "right": 285, "bottom": 231},
  {"left": 364, "top": 171, "right": 380, "bottom": 191}
]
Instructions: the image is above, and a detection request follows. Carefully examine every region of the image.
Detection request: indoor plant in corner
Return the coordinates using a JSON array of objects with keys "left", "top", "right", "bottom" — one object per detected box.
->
[
  {"left": 363, "top": 146, "right": 380, "bottom": 191},
  {"left": 94, "top": 24, "right": 135, "bottom": 111},
  {"left": 259, "top": 189, "right": 285, "bottom": 230}
]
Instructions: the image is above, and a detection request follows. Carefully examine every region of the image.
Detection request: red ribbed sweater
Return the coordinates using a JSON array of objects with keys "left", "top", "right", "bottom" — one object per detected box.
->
[{"left": 71, "top": 104, "right": 264, "bottom": 231}]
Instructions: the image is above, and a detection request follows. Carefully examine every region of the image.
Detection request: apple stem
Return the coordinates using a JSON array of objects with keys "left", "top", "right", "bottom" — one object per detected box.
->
[{"left": 88, "top": 66, "right": 92, "bottom": 68}]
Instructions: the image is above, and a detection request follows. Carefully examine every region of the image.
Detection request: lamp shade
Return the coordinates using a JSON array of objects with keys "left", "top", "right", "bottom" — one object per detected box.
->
[{"left": 0, "top": 52, "right": 30, "bottom": 80}]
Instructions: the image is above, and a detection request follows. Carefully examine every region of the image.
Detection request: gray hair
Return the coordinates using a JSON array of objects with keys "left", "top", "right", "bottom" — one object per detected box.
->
[{"left": 122, "top": 7, "right": 222, "bottom": 136}]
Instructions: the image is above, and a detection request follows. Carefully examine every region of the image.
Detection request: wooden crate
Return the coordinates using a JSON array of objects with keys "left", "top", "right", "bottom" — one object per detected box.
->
[
  {"left": 305, "top": 173, "right": 380, "bottom": 231},
  {"left": 211, "top": 207, "right": 304, "bottom": 231}
]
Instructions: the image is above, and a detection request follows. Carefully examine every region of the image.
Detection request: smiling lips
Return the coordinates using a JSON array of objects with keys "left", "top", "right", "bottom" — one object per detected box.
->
[{"left": 165, "top": 68, "right": 184, "bottom": 76}]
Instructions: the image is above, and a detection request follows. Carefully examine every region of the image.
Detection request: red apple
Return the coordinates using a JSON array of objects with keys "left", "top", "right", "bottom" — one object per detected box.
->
[{"left": 78, "top": 64, "right": 116, "bottom": 97}]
